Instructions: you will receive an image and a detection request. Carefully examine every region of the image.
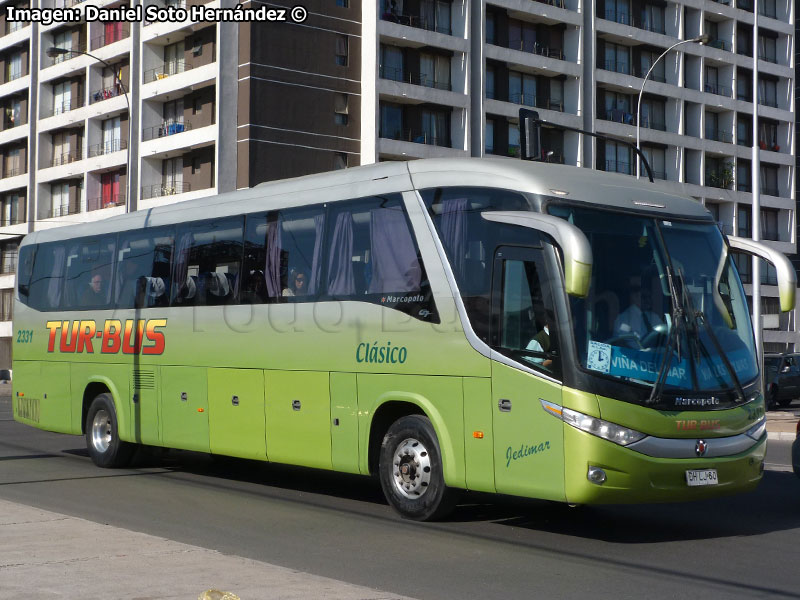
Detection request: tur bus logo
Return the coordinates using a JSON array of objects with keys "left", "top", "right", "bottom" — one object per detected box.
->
[{"left": 45, "top": 319, "right": 167, "bottom": 355}]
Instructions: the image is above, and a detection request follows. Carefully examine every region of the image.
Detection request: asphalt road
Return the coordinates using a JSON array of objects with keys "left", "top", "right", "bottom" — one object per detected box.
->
[{"left": 1, "top": 397, "right": 798, "bottom": 600}]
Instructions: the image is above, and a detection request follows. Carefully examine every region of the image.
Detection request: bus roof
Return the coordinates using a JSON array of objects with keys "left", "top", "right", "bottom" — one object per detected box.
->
[{"left": 23, "top": 158, "right": 712, "bottom": 246}]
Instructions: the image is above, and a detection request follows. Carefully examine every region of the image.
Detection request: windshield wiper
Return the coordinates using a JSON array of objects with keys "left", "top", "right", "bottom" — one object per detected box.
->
[
  {"left": 647, "top": 255, "right": 685, "bottom": 404},
  {"left": 675, "top": 268, "right": 747, "bottom": 403}
]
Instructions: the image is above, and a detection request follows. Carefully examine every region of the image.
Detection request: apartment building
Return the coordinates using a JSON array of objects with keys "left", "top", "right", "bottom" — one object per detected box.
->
[{"left": 0, "top": 0, "right": 794, "bottom": 368}]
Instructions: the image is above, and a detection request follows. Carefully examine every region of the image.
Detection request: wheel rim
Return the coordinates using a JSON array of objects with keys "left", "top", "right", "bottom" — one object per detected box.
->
[
  {"left": 91, "top": 409, "right": 112, "bottom": 454},
  {"left": 391, "top": 437, "right": 432, "bottom": 499}
]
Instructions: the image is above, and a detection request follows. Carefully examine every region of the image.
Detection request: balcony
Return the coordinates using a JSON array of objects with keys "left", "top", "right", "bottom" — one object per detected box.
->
[
  {"left": 762, "top": 185, "right": 779, "bottom": 196},
  {"left": 706, "top": 170, "right": 734, "bottom": 190},
  {"left": 604, "top": 59, "right": 631, "bottom": 76},
  {"left": 144, "top": 61, "right": 192, "bottom": 84},
  {"left": 88, "top": 139, "right": 127, "bottom": 157},
  {"left": 379, "top": 66, "right": 451, "bottom": 91},
  {"left": 605, "top": 159, "right": 632, "bottom": 175},
  {"left": 758, "top": 140, "right": 781, "bottom": 152},
  {"left": 704, "top": 83, "right": 731, "bottom": 98},
  {"left": 758, "top": 51, "right": 778, "bottom": 64},
  {"left": 50, "top": 151, "right": 82, "bottom": 168},
  {"left": 706, "top": 128, "right": 734, "bottom": 143},
  {"left": 90, "top": 28, "right": 130, "bottom": 50},
  {"left": 507, "top": 39, "right": 564, "bottom": 60},
  {"left": 91, "top": 85, "right": 126, "bottom": 104},
  {"left": 602, "top": 10, "right": 666, "bottom": 34},
  {"left": 88, "top": 194, "right": 125, "bottom": 210},
  {"left": 47, "top": 42, "right": 87, "bottom": 67},
  {"left": 380, "top": 128, "right": 450, "bottom": 147},
  {"left": 508, "top": 93, "right": 564, "bottom": 112},
  {"left": 707, "top": 39, "right": 730, "bottom": 52},
  {"left": 1, "top": 167, "right": 24, "bottom": 179},
  {"left": 379, "top": 12, "right": 451, "bottom": 36},
  {"left": 0, "top": 216, "right": 24, "bottom": 227},
  {"left": 49, "top": 203, "right": 81, "bottom": 218},
  {"left": 46, "top": 98, "right": 85, "bottom": 118},
  {"left": 142, "top": 121, "right": 193, "bottom": 141},
  {"left": 534, "top": 0, "right": 565, "bottom": 6},
  {"left": 141, "top": 182, "right": 191, "bottom": 199}
]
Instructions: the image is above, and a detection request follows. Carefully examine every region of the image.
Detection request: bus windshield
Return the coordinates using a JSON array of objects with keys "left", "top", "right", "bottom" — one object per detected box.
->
[{"left": 550, "top": 205, "right": 758, "bottom": 397}]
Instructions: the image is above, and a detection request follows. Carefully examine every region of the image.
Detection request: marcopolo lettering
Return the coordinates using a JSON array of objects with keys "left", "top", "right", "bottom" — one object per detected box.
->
[
  {"left": 45, "top": 319, "right": 167, "bottom": 356},
  {"left": 356, "top": 341, "right": 408, "bottom": 364}
]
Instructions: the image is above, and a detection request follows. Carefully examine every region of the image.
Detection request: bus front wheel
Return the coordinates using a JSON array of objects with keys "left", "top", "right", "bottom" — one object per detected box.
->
[
  {"left": 85, "top": 394, "right": 133, "bottom": 468},
  {"left": 378, "top": 415, "right": 457, "bottom": 521}
]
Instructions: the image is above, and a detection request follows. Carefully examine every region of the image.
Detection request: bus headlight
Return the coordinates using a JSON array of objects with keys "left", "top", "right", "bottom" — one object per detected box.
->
[
  {"left": 745, "top": 417, "right": 767, "bottom": 441},
  {"left": 540, "top": 399, "right": 646, "bottom": 446}
]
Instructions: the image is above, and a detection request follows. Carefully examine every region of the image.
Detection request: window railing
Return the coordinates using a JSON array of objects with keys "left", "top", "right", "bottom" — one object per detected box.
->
[
  {"left": 91, "top": 84, "right": 126, "bottom": 104},
  {"left": 737, "top": 182, "right": 751, "bottom": 192},
  {"left": 762, "top": 185, "right": 779, "bottom": 196},
  {"left": 88, "top": 194, "right": 126, "bottom": 210},
  {"left": 0, "top": 216, "right": 25, "bottom": 227},
  {"left": 5, "top": 65, "right": 24, "bottom": 82},
  {"left": 710, "top": 0, "right": 730, "bottom": 4},
  {"left": 144, "top": 61, "right": 192, "bottom": 83},
  {"left": 706, "top": 128, "right": 734, "bottom": 143},
  {"left": 378, "top": 66, "right": 452, "bottom": 91},
  {"left": 759, "top": 95, "right": 778, "bottom": 108},
  {"left": 509, "top": 93, "right": 565, "bottom": 112},
  {"left": 507, "top": 39, "right": 564, "bottom": 59},
  {"left": 737, "top": 89, "right": 752, "bottom": 102},
  {"left": 1, "top": 167, "right": 24, "bottom": 179},
  {"left": 88, "top": 139, "right": 127, "bottom": 157},
  {"left": 605, "top": 159, "right": 632, "bottom": 175},
  {"left": 47, "top": 41, "right": 86, "bottom": 66},
  {"left": 603, "top": 9, "right": 666, "bottom": 34},
  {"left": 50, "top": 151, "right": 82, "bottom": 167},
  {"left": 706, "top": 171, "right": 734, "bottom": 189},
  {"left": 708, "top": 39, "right": 730, "bottom": 52},
  {"left": 758, "top": 139, "right": 781, "bottom": 152},
  {"left": 604, "top": 59, "right": 630, "bottom": 75},
  {"left": 379, "top": 12, "right": 451, "bottom": 35},
  {"left": 633, "top": 67, "right": 666, "bottom": 83},
  {"left": 704, "top": 83, "right": 731, "bottom": 97},
  {"left": 90, "top": 28, "right": 130, "bottom": 50},
  {"left": 737, "top": 135, "right": 752, "bottom": 146},
  {"left": 651, "top": 169, "right": 667, "bottom": 180},
  {"left": 141, "top": 182, "right": 192, "bottom": 199},
  {"left": 142, "top": 120, "right": 192, "bottom": 141},
  {"left": 603, "top": 109, "right": 635, "bottom": 125},
  {"left": 380, "top": 127, "right": 450, "bottom": 147},
  {"left": 47, "top": 97, "right": 85, "bottom": 118},
  {"left": 758, "top": 50, "right": 778, "bottom": 64},
  {"left": 49, "top": 203, "right": 81, "bottom": 218},
  {"left": 534, "top": 0, "right": 565, "bottom": 7}
]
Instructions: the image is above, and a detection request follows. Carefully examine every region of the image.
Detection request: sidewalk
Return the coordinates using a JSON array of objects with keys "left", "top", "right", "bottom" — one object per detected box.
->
[
  {"left": 0, "top": 499, "right": 414, "bottom": 600},
  {"left": 767, "top": 405, "right": 799, "bottom": 441}
]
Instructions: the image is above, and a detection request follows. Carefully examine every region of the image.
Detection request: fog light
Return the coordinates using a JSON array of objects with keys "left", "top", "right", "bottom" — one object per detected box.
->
[{"left": 587, "top": 466, "right": 607, "bottom": 485}]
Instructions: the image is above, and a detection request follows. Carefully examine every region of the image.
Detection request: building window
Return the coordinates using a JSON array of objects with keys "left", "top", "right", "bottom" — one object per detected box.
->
[
  {"left": 51, "top": 182, "right": 70, "bottom": 217},
  {"left": 336, "top": 0, "right": 349, "bottom": 6},
  {"left": 52, "top": 131, "right": 71, "bottom": 166},
  {"left": 486, "top": 66, "right": 495, "bottom": 99},
  {"left": 509, "top": 71, "right": 536, "bottom": 107},
  {"left": 758, "top": 120, "right": 779, "bottom": 150},
  {"left": 419, "top": 52, "right": 450, "bottom": 90},
  {"left": 737, "top": 70, "right": 752, "bottom": 101},
  {"left": 760, "top": 164, "right": 779, "bottom": 196},
  {"left": 737, "top": 204, "right": 751, "bottom": 237},
  {"left": 736, "top": 116, "right": 752, "bottom": 146},
  {"left": 0, "top": 242, "right": 17, "bottom": 274},
  {"left": 605, "top": 0, "right": 631, "bottom": 24},
  {"left": 642, "top": 146, "right": 666, "bottom": 180},
  {"left": 639, "top": 49, "right": 666, "bottom": 81},
  {"left": 549, "top": 79, "right": 564, "bottom": 111},
  {"left": 421, "top": 108, "right": 449, "bottom": 147},
  {"left": 604, "top": 43, "right": 630, "bottom": 75},
  {"left": 334, "top": 93, "right": 349, "bottom": 126},
  {"left": 641, "top": 3, "right": 665, "bottom": 34},
  {"left": 736, "top": 161, "right": 751, "bottom": 192},
  {"left": 164, "top": 41, "right": 185, "bottom": 76},
  {"left": 6, "top": 52, "right": 22, "bottom": 81},
  {"left": 162, "top": 158, "right": 183, "bottom": 195},
  {"left": 333, "top": 153, "right": 348, "bottom": 170},
  {"left": 1, "top": 193, "right": 23, "bottom": 226},
  {"left": 53, "top": 81, "right": 71, "bottom": 115},
  {"left": 761, "top": 208, "right": 778, "bottom": 240},
  {"left": 758, "top": 77, "right": 778, "bottom": 107},
  {"left": 52, "top": 30, "right": 73, "bottom": 63},
  {"left": 604, "top": 140, "right": 633, "bottom": 175},
  {"left": 758, "top": 33, "right": 777, "bottom": 63},
  {"left": 379, "top": 103, "right": 403, "bottom": 140},
  {"left": 485, "top": 119, "right": 494, "bottom": 154},
  {"left": 102, "top": 117, "right": 121, "bottom": 154},
  {"left": 379, "top": 45, "right": 404, "bottom": 81},
  {"left": 486, "top": 11, "right": 496, "bottom": 44},
  {"left": 335, "top": 36, "right": 348, "bottom": 66},
  {"left": 508, "top": 123, "right": 520, "bottom": 157},
  {"left": 334, "top": 113, "right": 348, "bottom": 126},
  {"left": 101, "top": 171, "right": 121, "bottom": 208},
  {"left": 603, "top": 91, "right": 632, "bottom": 123},
  {"left": 4, "top": 98, "right": 22, "bottom": 128},
  {"left": 508, "top": 19, "right": 536, "bottom": 53}
]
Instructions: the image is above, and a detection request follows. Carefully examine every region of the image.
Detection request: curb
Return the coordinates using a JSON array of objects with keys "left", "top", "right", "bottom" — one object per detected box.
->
[{"left": 767, "top": 431, "right": 796, "bottom": 441}]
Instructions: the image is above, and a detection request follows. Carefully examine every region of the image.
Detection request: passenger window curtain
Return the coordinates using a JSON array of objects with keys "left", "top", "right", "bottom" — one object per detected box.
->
[
  {"left": 173, "top": 231, "right": 193, "bottom": 300},
  {"left": 308, "top": 213, "right": 326, "bottom": 294},
  {"left": 441, "top": 198, "right": 468, "bottom": 280},
  {"left": 368, "top": 206, "right": 421, "bottom": 293},
  {"left": 264, "top": 214, "right": 282, "bottom": 298},
  {"left": 327, "top": 211, "right": 355, "bottom": 296},
  {"left": 46, "top": 246, "right": 65, "bottom": 309}
]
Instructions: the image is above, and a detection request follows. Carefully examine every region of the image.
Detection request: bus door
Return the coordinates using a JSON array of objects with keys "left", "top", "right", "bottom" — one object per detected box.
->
[{"left": 490, "top": 246, "right": 566, "bottom": 502}]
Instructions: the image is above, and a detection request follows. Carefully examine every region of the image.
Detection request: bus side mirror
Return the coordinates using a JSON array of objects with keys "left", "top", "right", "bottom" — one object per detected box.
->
[
  {"left": 481, "top": 211, "right": 592, "bottom": 298},
  {"left": 519, "top": 109, "right": 541, "bottom": 161},
  {"left": 728, "top": 235, "right": 797, "bottom": 312}
]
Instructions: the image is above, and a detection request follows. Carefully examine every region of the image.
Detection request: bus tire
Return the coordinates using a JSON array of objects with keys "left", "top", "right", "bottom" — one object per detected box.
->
[
  {"left": 378, "top": 415, "right": 457, "bottom": 521},
  {"left": 85, "top": 393, "right": 133, "bottom": 468}
]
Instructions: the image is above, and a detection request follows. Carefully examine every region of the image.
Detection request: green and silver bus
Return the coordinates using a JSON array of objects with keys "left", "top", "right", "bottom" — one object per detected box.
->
[{"left": 12, "top": 158, "right": 795, "bottom": 520}]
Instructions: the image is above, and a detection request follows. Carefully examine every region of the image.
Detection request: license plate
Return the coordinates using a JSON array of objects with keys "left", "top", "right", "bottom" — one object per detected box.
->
[{"left": 685, "top": 469, "right": 718, "bottom": 487}]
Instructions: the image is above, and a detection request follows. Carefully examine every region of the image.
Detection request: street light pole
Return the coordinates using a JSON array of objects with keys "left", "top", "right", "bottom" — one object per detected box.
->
[
  {"left": 636, "top": 34, "right": 709, "bottom": 179},
  {"left": 46, "top": 47, "right": 134, "bottom": 214}
]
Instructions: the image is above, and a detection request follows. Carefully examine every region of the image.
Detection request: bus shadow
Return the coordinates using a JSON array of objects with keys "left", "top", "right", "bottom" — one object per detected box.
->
[{"left": 459, "top": 470, "right": 800, "bottom": 543}]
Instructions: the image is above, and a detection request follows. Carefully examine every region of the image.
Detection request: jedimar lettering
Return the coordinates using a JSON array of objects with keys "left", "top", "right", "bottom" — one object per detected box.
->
[{"left": 45, "top": 319, "right": 167, "bottom": 355}]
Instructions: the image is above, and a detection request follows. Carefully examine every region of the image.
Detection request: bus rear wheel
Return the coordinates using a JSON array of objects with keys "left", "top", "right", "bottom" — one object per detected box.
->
[
  {"left": 378, "top": 415, "right": 457, "bottom": 521},
  {"left": 85, "top": 393, "right": 133, "bottom": 468}
]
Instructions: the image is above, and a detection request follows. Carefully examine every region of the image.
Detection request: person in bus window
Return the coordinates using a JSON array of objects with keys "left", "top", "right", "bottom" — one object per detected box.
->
[
  {"left": 283, "top": 269, "right": 307, "bottom": 297},
  {"left": 613, "top": 274, "right": 663, "bottom": 343},
  {"left": 525, "top": 306, "right": 553, "bottom": 368},
  {"left": 82, "top": 271, "right": 107, "bottom": 306}
]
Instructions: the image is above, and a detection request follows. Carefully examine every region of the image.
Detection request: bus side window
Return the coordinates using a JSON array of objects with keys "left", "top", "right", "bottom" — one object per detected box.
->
[
  {"left": 116, "top": 228, "right": 174, "bottom": 309},
  {"left": 173, "top": 217, "right": 244, "bottom": 307},
  {"left": 17, "top": 245, "right": 35, "bottom": 305},
  {"left": 64, "top": 236, "right": 117, "bottom": 310},
  {"left": 28, "top": 243, "right": 65, "bottom": 311},
  {"left": 242, "top": 212, "right": 269, "bottom": 304}
]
